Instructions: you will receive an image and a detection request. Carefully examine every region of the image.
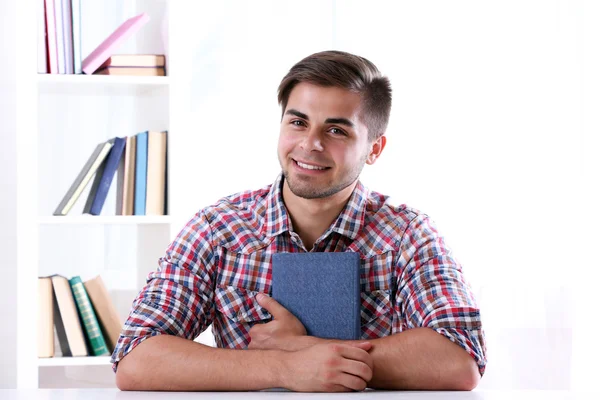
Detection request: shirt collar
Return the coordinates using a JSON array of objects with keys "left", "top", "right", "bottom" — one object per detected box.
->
[{"left": 264, "top": 173, "right": 368, "bottom": 242}]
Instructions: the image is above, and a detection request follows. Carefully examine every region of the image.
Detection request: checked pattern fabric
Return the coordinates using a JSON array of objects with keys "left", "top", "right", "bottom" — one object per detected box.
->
[{"left": 111, "top": 173, "right": 487, "bottom": 375}]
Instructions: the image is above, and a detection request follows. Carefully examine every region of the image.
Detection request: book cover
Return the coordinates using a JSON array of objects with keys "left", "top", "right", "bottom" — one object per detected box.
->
[
  {"left": 84, "top": 275, "right": 123, "bottom": 353},
  {"left": 44, "top": 0, "right": 58, "bottom": 74},
  {"left": 83, "top": 137, "right": 126, "bottom": 215},
  {"left": 54, "top": 0, "right": 65, "bottom": 73},
  {"left": 38, "top": 0, "right": 48, "bottom": 74},
  {"left": 117, "top": 135, "right": 136, "bottom": 215},
  {"left": 146, "top": 131, "right": 167, "bottom": 215},
  {"left": 69, "top": 276, "right": 110, "bottom": 356},
  {"left": 99, "top": 54, "right": 166, "bottom": 68},
  {"left": 71, "top": 0, "right": 82, "bottom": 74},
  {"left": 82, "top": 12, "right": 150, "bottom": 75},
  {"left": 61, "top": 0, "right": 73, "bottom": 74},
  {"left": 38, "top": 277, "right": 54, "bottom": 358},
  {"left": 53, "top": 141, "right": 113, "bottom": 216},
  {"left": 134, "top": 131, "right": 148, "bottom": 215},
  {"left": 94, "top": 66, "right": 166, "bottom": 76},
  {"left": 51, "top": 275, "right": 88, "bottom": 357},
  {"left": 271, "top": 252, "right": 361, "bottom": 340}
]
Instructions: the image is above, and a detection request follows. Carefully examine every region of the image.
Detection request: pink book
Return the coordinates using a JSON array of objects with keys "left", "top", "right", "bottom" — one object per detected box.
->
[
  {"left": 44, "top": 0, "right": 58, "bottom": 74},
  {"left": 82, "top": 12, "right": 150, "bottom": 75}
]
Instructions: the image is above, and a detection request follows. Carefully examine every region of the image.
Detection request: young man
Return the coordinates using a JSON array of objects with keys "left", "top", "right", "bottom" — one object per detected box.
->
[{"left": 113, "top": 51, "right": 486, "bottom": 392}]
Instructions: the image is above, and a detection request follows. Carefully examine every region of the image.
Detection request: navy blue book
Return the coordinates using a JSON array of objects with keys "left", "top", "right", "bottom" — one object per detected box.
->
[
  {"left": 271, "top": 252, "right": 361, "bottom": 340},
  {"left": 83, "top": 137, "right": 126, "bottom": 215}
]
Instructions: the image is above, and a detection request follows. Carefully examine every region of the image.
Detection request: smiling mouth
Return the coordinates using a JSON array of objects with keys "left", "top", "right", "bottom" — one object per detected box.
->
[{"left": 293, "top": 159, "right": 330, "bottom": 171}]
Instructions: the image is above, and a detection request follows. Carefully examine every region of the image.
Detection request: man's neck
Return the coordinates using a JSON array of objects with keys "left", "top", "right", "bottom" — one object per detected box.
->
[{"left": 281, "top": 179, "right": 357, "bottom": 251}]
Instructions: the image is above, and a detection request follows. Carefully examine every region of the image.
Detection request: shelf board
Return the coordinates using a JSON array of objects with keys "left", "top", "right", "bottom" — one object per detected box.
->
[
  {"left": 38, "top": 215, "right": 173, "bottom": 225},
  {"left": 37, "top": 74, "right": 170, "bottom": 96},
  {"left": 38, "top": 356, "right": 112, "bottom": 367}
]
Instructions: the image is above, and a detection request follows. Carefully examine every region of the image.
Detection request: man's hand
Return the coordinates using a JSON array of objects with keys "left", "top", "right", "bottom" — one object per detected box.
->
[
  {"left": 281, "top": 341, "right": 374, "bottom": 392},
  {"left": 248, "top": 293, "right": 307, "bottom": 351}
]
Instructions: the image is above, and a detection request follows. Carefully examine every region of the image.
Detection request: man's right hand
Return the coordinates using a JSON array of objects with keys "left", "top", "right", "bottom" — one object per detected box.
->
[{"left": 281, "top": 341, "right": 374, "bottom": 392}]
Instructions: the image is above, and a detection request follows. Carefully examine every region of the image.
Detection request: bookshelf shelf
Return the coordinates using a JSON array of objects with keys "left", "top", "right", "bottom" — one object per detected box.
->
[
  {"left": 38, "top": 356, "right": 111, "bottom": 367},
  {"left": 37, "top": 74, "right": 170, "bottom": 85},
  {"left": 37, "top": 74, "right": 170, "bottom": 96},
  {"left": 38, "top": 216, "right": 173, "bottom": 225}
]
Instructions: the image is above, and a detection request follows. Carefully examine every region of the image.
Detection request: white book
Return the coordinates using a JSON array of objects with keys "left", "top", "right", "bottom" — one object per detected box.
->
[
  {"left": 61, "top": 0, "right": 73, "bottom": 74},
  {"left": 54, "top": 0, "right": 65, "bottom": 73}
]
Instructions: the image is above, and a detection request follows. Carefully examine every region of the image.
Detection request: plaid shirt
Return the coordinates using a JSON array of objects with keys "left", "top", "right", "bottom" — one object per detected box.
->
[{"left": 112, "top": 173, "right": 487, "bottom": 375}]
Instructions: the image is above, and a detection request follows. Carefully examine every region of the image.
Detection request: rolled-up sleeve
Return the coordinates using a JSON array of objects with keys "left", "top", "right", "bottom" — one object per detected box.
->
[
  {"left": 397, "top": 213, "right": 487, "bottom": 375},
  {"left": 110, "top": 210, "right": 217, "bottom": 372}
]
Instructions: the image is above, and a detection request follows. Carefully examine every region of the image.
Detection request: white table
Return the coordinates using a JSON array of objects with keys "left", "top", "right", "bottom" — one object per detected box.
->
[{"left": 1, "top": 389, "right": 597, "bottom": 400}]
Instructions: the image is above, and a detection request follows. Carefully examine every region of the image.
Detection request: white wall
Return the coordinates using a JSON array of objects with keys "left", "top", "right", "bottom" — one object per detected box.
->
[
  {"left": 6, "top": 0, "right": 600, "bottom": 390},
  {"left": 171, "top": 0, "right": 600, "bottom": 391},
  {"left": 0, "top": 0, "right": 18, "bottom": 389}
]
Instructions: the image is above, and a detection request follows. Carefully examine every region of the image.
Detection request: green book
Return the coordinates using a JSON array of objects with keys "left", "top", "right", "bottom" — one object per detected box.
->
[{"left": 69, "top": 276, "right": 110, "bottom": 356}]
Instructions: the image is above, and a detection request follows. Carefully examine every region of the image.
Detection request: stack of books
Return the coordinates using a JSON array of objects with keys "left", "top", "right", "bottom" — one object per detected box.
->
[
  {"left": 39, "top": 2, "right": 158, "bottom": 76},
  {"left": 53, "top": 131, "right": 168, "bottom": 217},
  {"left": 94, "top": 55, "right": 166, "bottom": 76},
  {"left": 38, "top": 275, "right": 122, "bottom": 357}
]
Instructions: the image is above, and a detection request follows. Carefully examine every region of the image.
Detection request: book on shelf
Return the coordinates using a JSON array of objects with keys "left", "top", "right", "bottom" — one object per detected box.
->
[
  {"left": 117, "top": 135, "right": 137, "bottom": 216},
  {"left": 50, "top": 275, "right": 89, "bottom": 357},
  {"left": 83, "top": 137, "right": 126, "bottom": 216},
  {"left": 38, "top": 274, "right": 122, "bottom": 357},
  {"left": 40, "top": 5, "right": 151, "bottom": 75},
  {"left": 71, "top": 0, "right": 82, "bottom": 74},
  {"left": 61, "top": 0, "right": 74, "bottom": 74},
  {"left": 43, "top": 0, "right": 58, "bottom": 74},
  {"left": 100, "top": 54, "right": 165, "bottom": 68},
  {"left": 69, "top": 276, "right": 110, "bottom": 356},
  {"left": 53, "top": 141, "right": 113, "bottom": 216},
  {"left": 83, "top": 275, "right": 123, "bottom": 353},
  {"left": 82, "top": 12, "right": 150, "bottom": 75},
  {"left": 94, "top": 66, "right": 166, "bottom": 77},
  {"left": 146, "top": 131, "right": 168, "bottom": 215},
  {"left": 38, "top": 277, "right": 55, "bottom": 358},
  {"left": 134, "top": 131, "right": 149, "bottom": 216},
  {"left": 53, "top": 130, "right": 168, "bottom": 217}
]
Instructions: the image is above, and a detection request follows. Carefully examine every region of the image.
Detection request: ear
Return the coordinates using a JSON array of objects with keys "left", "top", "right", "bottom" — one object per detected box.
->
[{"left": 366, "top": 135, "right": 386, "bottom": 165}]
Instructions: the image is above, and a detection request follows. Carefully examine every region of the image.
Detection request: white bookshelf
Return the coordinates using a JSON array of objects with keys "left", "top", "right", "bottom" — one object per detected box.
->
[
  {"left": 38, "top": 357, "right": 112, "bottom": 367},
  {"left": 16, "top": 0, "right": 191, "bottom": 390},
  {"left": 38, "top": 216, "right": 173, "bottom": 225}
]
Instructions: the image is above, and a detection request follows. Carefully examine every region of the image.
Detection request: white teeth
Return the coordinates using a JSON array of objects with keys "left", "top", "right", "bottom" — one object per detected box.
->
[{"left": 297, "top": 161, "right": 327, "bottom": 170}]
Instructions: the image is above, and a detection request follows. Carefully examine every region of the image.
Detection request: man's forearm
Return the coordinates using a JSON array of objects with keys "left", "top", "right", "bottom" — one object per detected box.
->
[
  {"left": 284, "top": 328, "right": 480, "bottom": 390},
  {"left": 115, "top": 335, "right": 287, "bottom": 391},
  {"left": 367, "top": 327, "right": 480, "bottom": 390}
]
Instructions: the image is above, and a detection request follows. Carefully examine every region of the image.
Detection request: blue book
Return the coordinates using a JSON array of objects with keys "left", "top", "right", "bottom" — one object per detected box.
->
[
  {"left": 271, "top": 252, "right": 361, "bottom": 340},
  {"left": 134, "top": 131, "right": 148, "bottom": 215},
  {"left": 83, "top": 137, "right": 126, "bottom": 215}
]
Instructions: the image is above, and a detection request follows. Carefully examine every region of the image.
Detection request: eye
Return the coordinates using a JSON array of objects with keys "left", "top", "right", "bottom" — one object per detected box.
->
[
  {"left": 328, "top": 127, "right": 347, "bottom": 136},
  {"left": 291, "top": 120, "right": 306, "bottom": 127}
]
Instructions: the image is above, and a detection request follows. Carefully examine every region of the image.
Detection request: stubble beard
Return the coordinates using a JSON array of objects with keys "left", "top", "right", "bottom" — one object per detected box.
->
[{"left": 280, "top": 153, "right": 368, "bottom": 200}]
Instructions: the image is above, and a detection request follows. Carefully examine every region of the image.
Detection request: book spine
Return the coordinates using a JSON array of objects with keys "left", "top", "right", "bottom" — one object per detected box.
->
[
  {"left": 134, "top": 132, "right": 148, "bottom": 215},
  {"left": 71, "top": 0, "right": 82, "bottom": 74},
  {"left": 44, "top": 0, "right": 58, "bottom": 73},
  {"left": 89, "top": 137, "right": 126, "bottom": 215},
  {"left": 61, "top": 0, "right": 73, "bottom": 74},
  {"left": 38, "top": 0, "right": 48, "bottom": 74},
  {"left": 69, "top": 277, "right": 110, "bottom": 356}
]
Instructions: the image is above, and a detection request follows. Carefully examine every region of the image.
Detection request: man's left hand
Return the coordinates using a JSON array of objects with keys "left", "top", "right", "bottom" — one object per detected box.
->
[{"left": 248, "top": 293, "right": 308, "bottom": 351}]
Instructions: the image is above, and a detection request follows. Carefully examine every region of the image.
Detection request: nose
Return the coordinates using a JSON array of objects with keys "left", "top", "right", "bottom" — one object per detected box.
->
[{"left": 299, "top": 128, "right": 324, "bottom": 152}]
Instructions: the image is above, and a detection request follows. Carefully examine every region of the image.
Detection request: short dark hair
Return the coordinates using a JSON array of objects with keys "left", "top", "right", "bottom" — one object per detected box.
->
[{"left": 277, "top": 50, "right": 392, "bottom": 141}]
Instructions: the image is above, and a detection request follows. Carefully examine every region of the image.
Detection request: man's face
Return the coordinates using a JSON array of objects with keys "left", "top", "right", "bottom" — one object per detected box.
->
[{"left": 278, "top": 82, "right": 381, "bottom": 199}]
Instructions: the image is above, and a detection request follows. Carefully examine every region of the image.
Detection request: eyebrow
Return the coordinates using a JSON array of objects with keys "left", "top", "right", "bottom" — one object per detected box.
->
[{"left": 285, "top": 109, "right": 355, "bottom": 128}]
